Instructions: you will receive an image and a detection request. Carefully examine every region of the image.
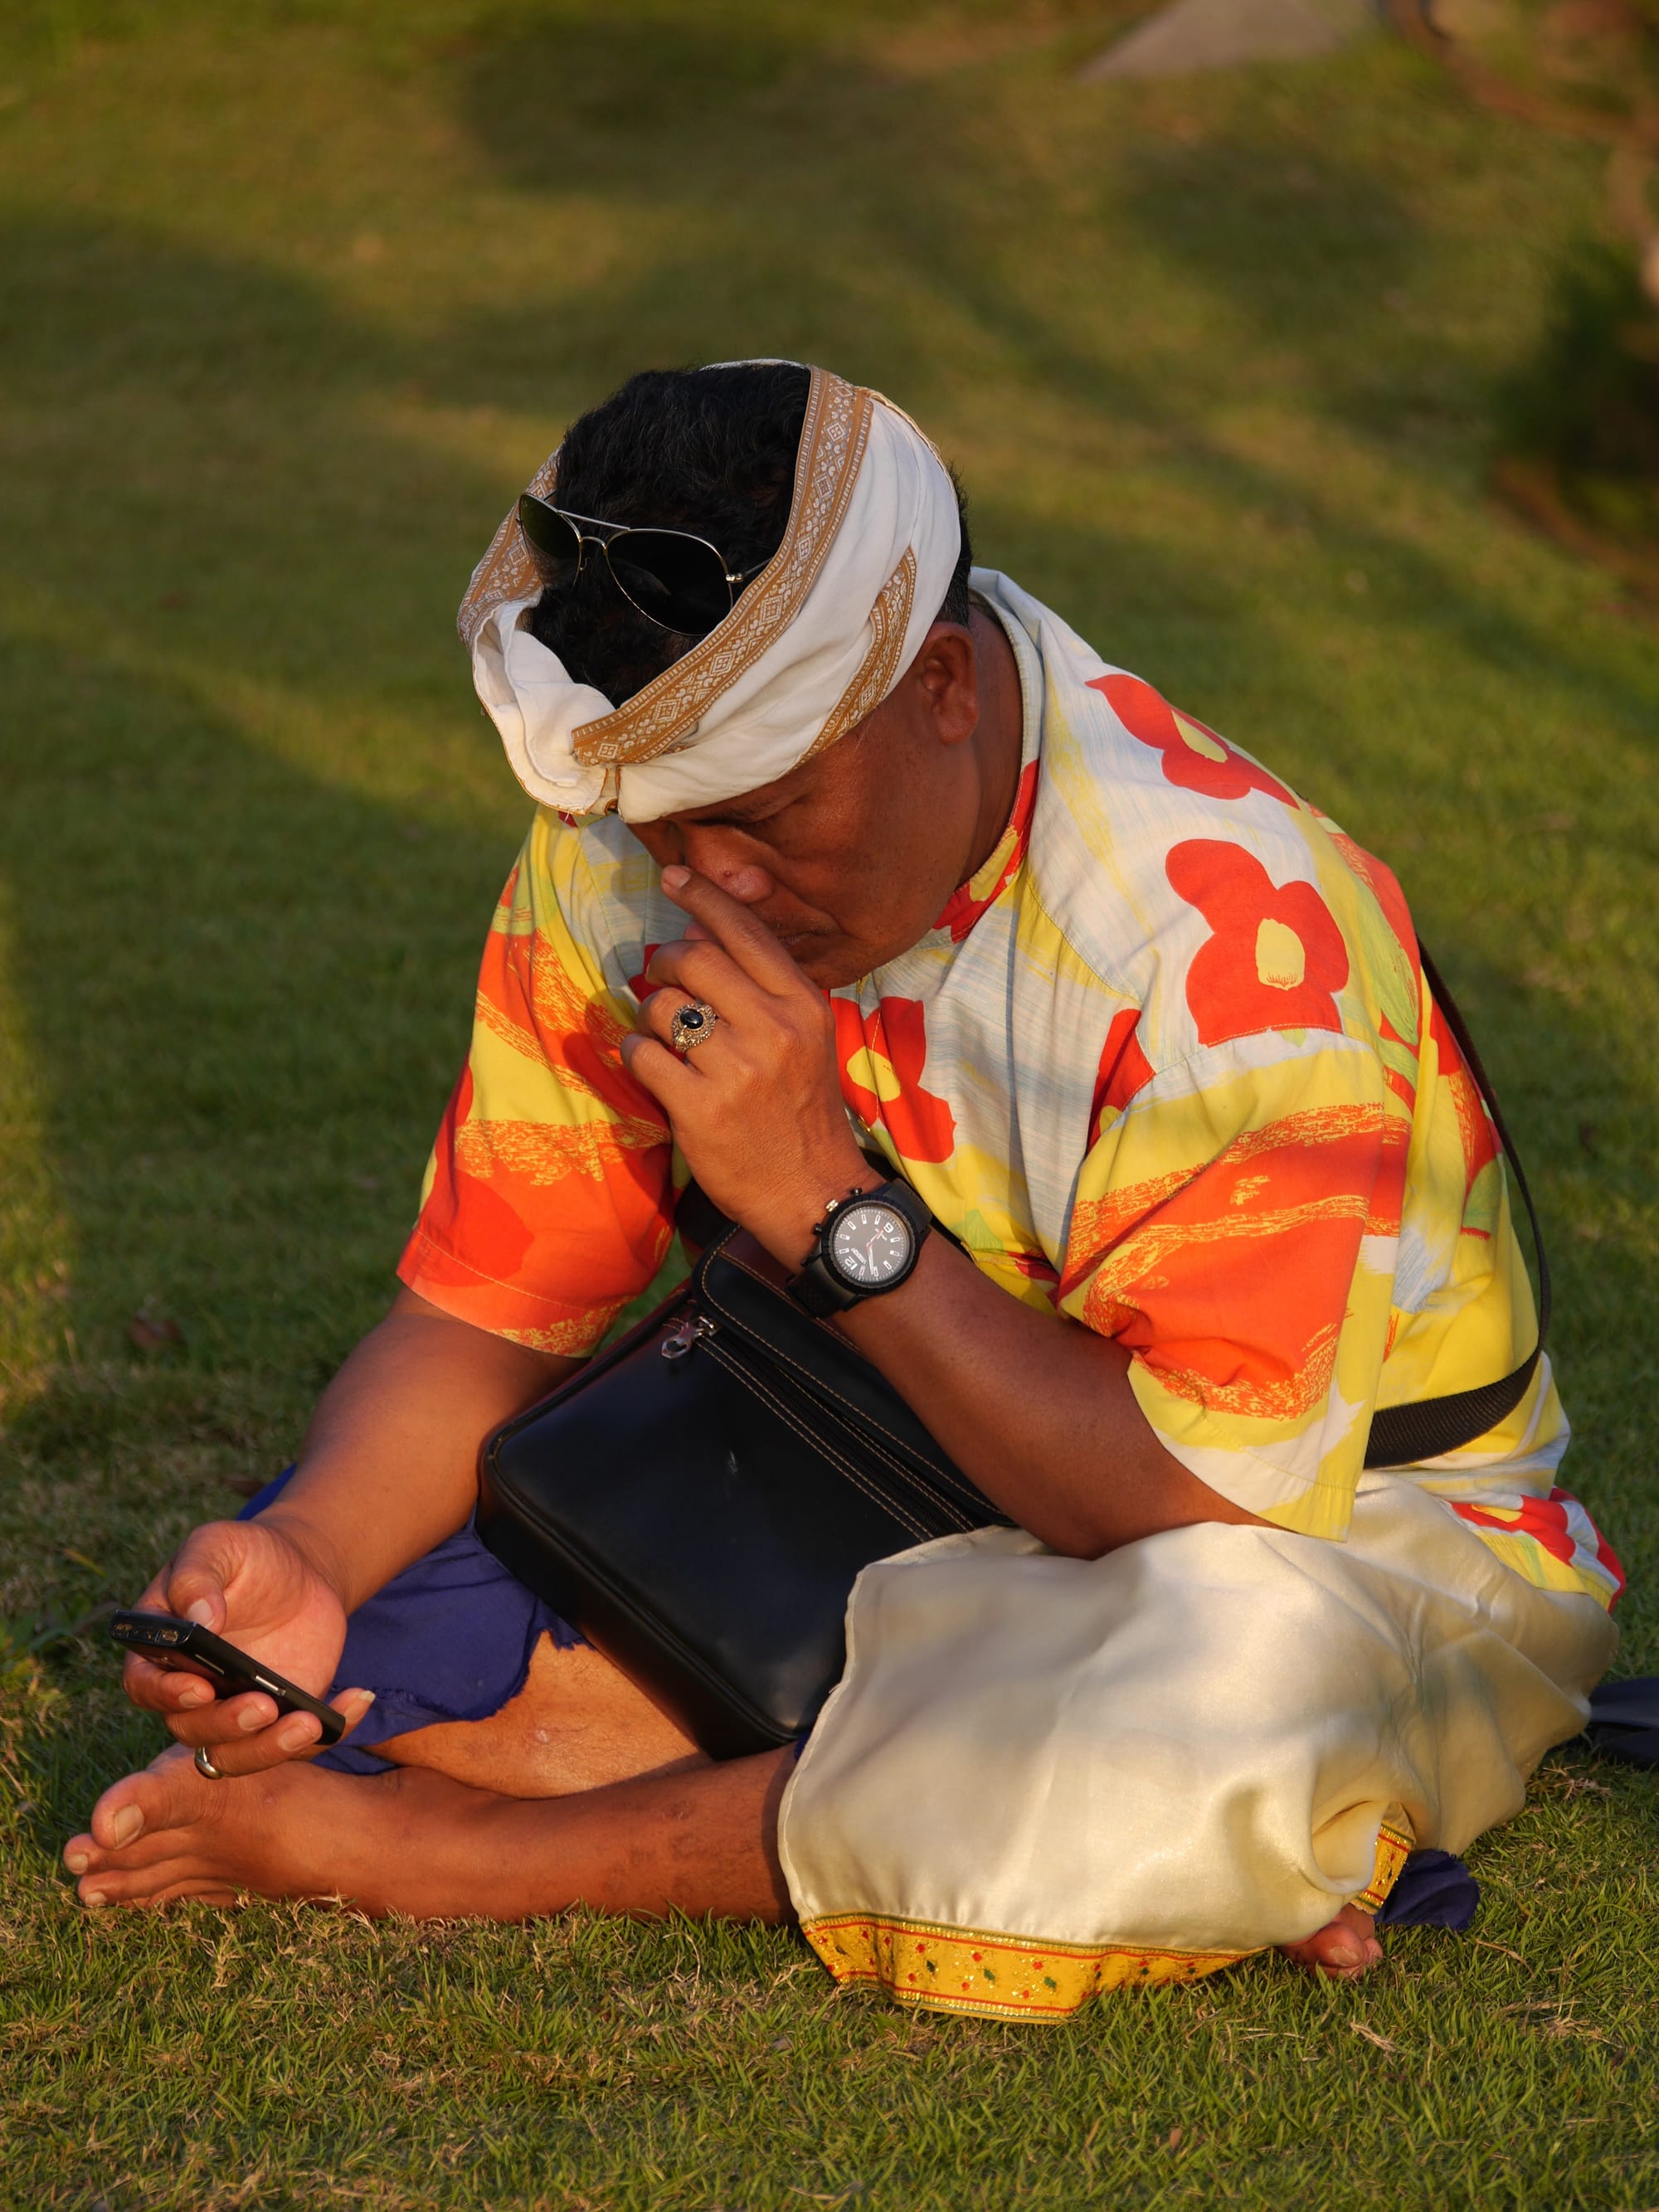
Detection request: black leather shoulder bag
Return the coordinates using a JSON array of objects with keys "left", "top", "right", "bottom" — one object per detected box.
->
[
  {"left": 478, "top": 1226, "right": 1012, "bottom": 1759},
  {"left": 477, "top": 945, "right": 1548, "bottom": 1760}
]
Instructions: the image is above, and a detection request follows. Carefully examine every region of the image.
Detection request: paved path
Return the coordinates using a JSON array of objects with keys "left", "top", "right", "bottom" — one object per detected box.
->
[{"left": 1081, "top": 0, "right": 1377, "bottom": 82}]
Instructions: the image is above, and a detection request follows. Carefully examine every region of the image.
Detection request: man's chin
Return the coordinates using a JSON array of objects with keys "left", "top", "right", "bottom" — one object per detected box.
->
[{"left": 783, "top": 936, "right": 864, "bottom": 990}]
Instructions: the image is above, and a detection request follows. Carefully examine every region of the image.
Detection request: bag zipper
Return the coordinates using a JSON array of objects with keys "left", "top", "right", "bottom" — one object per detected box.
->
[{"left": 659, "top": 1313, "right": 718, "bottom": 1362}]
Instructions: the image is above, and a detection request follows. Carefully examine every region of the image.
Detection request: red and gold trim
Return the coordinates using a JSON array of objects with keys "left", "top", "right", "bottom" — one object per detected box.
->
[
  {"left": 802, "top": 1915, "right": 1250, "bottom": 2021},
  {"left": 801, "top": 1811, "right": 1416, "bottom": 2023},
  {"left": 1351, "top": 1810, "right": 1415, "bottom": 1913}
]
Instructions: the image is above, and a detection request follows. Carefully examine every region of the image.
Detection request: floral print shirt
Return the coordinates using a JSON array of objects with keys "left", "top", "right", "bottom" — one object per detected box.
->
[{"left": 401, "top": 571, "right": 1623, "bottom": 1611}]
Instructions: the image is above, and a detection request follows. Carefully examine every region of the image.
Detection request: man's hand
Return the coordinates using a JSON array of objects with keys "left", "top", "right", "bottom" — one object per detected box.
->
[
  {"left": 620, "top": 866, "right": 871, "bottom": 1264},
  {"left": 122, "top": 1518, "right": 374, "bottom": 1777}
]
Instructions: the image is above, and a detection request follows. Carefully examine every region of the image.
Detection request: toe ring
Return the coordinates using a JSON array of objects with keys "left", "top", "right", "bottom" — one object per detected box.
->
[{"left": 194, "top": 1743, "right": 226, "bottom": 1782}]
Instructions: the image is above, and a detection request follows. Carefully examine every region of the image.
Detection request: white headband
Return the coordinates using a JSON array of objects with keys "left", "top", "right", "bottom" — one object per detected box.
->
[{"left": 457, "top": 364, "right": 961, "bottom": 822}]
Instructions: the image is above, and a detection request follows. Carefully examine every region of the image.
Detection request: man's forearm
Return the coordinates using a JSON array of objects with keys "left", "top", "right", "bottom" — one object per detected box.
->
[
  {"left": 836, "top": 1233, "right": 1262, "bottom": 1558},
  {"left": 259, "top": 1291, "right": 578, "bottom": 1611}
]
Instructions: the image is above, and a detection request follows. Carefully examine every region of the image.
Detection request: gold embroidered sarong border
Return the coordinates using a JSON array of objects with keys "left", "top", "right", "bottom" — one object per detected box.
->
[{"left": 800, "top": 1814, "right": 1416, "bottom": 2023}]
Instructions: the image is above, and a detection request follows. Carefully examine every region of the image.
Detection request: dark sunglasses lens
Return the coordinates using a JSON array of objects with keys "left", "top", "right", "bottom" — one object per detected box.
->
[
  {"left": 517, "top": 496, "right": 583, "bottom": 583},
  {"left": 607, "top": 530, "right": 733, "bottom": 634}
]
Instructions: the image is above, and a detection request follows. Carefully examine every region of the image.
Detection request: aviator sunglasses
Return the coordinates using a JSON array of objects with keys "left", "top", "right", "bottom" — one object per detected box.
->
[{"left": 517, "top": 493, "right": 770, "bottom": 639}]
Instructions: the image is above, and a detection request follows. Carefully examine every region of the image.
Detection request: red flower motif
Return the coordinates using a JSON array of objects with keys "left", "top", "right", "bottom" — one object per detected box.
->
[
  {"left": 627, "top": 943, "right": 663, "bottom": 1001},
  {"left": 832, "top": 996, "right": 956, "bottom": 1164},
  {"left": 1451, "top": 1490, "right": 1624, "bottom": 1602},
  {"left": 1088, "top": 1004, "right": 1156, "bottom": 1147},
  {"left": 934, "top": 759, "right": 1040, "bottom": 942},
  {"left": 1166, "top": 839, "right": 1349, "bottom": 1044},
  {"left": 1091, "top": 673, "right": 1294, "bottom": 806},
  {"left": 1428, "top": 994, "right": 1499, "bottom": 1208}
]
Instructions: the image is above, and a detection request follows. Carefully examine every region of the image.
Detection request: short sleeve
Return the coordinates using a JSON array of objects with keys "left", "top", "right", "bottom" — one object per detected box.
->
[
  {"left": 1056, "top": 1037, "right": 1411, "bottom": 1538},
  {"left": 397, "top": 822, "right": 675, "bottom": 1354}
]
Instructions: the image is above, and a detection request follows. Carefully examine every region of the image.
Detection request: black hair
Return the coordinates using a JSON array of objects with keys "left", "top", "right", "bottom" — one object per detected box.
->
[{"left": 525, "top": 362, "right": 973, "bottom": 705}]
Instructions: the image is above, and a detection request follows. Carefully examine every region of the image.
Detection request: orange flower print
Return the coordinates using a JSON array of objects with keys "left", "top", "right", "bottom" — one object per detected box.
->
[
  {"left": 1166, "top": 839, "right": 1349, "bottom": 1045},
  {"left": 1090, "top": 673, "right": 1295, "bottom": 806},
  {"left": 412, "top": 1063, "right": 534, "bottom": 1290},
  {"left": 1087, "top": 1004, "right": 1155, "bottom": 1147},
  {"left": 832, "top": 996, "right": 957, "bottom": 1164}
]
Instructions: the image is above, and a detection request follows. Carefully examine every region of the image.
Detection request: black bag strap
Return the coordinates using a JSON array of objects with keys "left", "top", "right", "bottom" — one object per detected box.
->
[{"left": 1363, "top": 942, "right": 1550, "bottom": 1469}]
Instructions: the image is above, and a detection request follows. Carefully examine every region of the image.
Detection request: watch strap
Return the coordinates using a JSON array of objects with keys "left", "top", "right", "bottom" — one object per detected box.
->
[{"left": 788, "top": 1252, "right": 859, "bottom": 1318}]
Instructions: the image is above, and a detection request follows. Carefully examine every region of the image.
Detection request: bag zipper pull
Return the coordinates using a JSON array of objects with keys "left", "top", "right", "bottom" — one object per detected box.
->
[{"left": 660, "top": 1313, "right": 717, "bottom": 1361}]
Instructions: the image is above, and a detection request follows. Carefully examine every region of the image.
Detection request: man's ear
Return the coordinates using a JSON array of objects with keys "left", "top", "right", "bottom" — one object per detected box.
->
[{"left": 912, "top": 623, "right": 979, "bottom": 749}]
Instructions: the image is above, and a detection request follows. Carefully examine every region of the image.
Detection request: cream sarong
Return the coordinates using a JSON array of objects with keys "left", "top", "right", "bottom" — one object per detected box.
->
[{"left": 778, "top": 1476, "right": 1615, "bottom": 2021}]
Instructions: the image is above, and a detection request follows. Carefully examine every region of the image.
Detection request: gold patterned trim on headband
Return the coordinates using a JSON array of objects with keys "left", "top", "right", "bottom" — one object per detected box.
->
[
  {"left": 804, "top": 547, "right": 917, "bottom": 760},
  {"left": 568, "top": 366, "right": 873, "bottom": 769},
  {"left": 457, "top": 446, "right": 562, "bottom": 652}
]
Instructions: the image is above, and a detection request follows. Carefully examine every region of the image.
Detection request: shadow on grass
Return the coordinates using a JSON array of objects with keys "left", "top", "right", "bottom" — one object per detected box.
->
[
  {"left": 1, "top": 26, "right": 1657, "bottom": 2206},
  {"left": 0, "top": 17, "right": 1655, "bottom": 1787}
]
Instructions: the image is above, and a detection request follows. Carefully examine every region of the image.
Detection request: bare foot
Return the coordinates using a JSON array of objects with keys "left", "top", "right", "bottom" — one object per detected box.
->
[
  {"left": 63, "top": 1738, "right": 791, "bottom": 1920},
  {"left": 61, "top": 1744, "right": 502, "bottom": 1914},
  {"left": 1279, "top": 1903, "right": 1384, "bottom": 1979}
]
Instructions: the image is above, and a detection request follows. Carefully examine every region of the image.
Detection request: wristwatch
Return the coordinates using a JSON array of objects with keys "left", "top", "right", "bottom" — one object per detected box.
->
[{"left": 787, "top": 1179, "right": 932, "bottom": 1317}]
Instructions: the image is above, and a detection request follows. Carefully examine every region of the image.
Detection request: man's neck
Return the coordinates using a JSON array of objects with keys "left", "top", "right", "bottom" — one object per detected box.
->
[{"left": 963, "top": 603, "right": 1026, "bottom": 882}]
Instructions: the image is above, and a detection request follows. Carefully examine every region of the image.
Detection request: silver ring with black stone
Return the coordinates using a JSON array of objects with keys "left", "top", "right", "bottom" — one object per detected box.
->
[{"left": 670, "top": 1001, "right": 720, "bottom": 1053}]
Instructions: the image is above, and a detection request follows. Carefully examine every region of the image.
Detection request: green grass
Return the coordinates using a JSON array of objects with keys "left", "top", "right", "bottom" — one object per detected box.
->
[{"left": 2, "top": 2, "right": 1657, "bottom": 2204}]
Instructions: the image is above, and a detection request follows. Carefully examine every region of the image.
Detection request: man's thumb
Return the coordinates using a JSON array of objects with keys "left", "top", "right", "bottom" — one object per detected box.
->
[{"left": 166, "top": 1526, "right": 240, "bottom": 1632}]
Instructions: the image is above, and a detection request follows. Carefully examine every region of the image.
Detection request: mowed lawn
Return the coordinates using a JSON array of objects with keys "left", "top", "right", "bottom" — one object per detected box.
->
[{"left": 2, "top": 2, "right": 1657, "bottom": 2205}]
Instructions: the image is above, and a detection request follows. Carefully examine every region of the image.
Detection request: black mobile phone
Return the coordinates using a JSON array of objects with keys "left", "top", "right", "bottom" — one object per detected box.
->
[{"left": 109, "top": 1610, "right": 347, "bottom": 1746}]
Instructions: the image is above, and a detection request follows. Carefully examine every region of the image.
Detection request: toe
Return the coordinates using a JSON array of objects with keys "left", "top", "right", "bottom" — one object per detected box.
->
[
  {"left": 1281, "top": 1905, "right": 1383, "bottom": 1979},
  {"left": 89, "top": 1743, "right": 213, "bottom": 1852},
  {"left": 77, "top": 1860, "right": 236, "bottom": 1910}
]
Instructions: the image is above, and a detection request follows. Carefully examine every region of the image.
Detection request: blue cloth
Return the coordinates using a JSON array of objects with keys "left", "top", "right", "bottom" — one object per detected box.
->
[
  {"left": 1376, "top": 1848, "right": 1480, "bottom": 1932},
  {"left": 1584, "top": 1677, "right": 1659, "bottom": 1768},
  {"left": 237, "top": 1470, "right": 581, "bottom": 1775}
]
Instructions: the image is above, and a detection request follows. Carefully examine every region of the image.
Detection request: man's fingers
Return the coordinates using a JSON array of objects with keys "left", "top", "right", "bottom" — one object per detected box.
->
[
  {"left": 162, "top": 1690, "right": 281, "bottom": 1748},
  {"left": 619, "top": 1029, "right": 701, "bottom": 1105},
  {"left": 659, "top": 868, "right": 805, "bottom": 994},
  {"left": 643, "top": 936, "right": 766, "bottom": 1016},
  {"left": 122, "top": 1652, "right": 207, "bottom": 1716},
  {"left": 180, "top": 1687, "right": 373, "bottom": 1777},
  {"left": 175, "top": 1714, "right": 322, "bottom": 1779}
]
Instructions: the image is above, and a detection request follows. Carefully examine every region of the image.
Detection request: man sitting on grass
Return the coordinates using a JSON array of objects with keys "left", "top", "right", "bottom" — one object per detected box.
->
[{"left": 66, "top": 360, "right": 1622, "bottom": 2018}]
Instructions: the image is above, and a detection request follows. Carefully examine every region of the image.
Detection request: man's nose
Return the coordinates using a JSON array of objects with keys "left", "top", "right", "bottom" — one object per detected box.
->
[{"left": 678, "top": 829, "right": 776, "bottom": 906}]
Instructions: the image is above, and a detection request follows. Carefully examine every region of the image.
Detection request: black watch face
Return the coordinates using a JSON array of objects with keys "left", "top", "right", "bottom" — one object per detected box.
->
[{"left": 827, "top": 1199, "right": 915, "bottom": 1291}]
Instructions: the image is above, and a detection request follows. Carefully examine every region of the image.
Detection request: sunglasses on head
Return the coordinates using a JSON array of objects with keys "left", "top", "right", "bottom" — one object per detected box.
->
[{"left": 516, "top": 493, "right": 769, "bottom": 639}]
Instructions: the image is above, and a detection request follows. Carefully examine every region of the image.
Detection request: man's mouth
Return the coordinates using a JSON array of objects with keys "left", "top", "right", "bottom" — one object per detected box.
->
[{"left": 766, "top": 916, "right": 834, "bottom": 955}]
